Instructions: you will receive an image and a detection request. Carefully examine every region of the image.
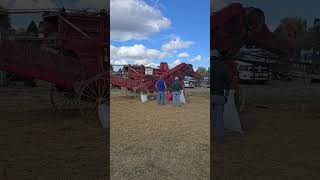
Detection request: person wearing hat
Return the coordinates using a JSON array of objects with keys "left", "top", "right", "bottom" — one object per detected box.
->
[
  {"left": 171, "top": 76, "right": 182, "bottom": 106},
  {"left": 211, "top": 49, "right": 231, "bottom": 144}
]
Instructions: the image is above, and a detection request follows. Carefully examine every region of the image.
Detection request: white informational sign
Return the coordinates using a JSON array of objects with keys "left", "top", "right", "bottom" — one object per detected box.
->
[
  {"left": 98, "top": 103, "right": 109, "bottom": 128},
  {"left": 145, "top": 67, "right": 153, "bottom": 75},
  {"left": 224, "top": 90, "right": 243, "bottom": 133}
]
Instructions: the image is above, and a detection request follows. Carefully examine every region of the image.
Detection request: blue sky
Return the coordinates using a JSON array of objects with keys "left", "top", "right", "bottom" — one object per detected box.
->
[
  {"left": 213, "top": 0, "right": 320, "bottom": 31},
  {"left": 110, "top": 0, "right": 210, "bottom": 70}
]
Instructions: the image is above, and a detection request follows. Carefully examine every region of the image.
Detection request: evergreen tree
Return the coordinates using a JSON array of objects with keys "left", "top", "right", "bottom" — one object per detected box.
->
[{"left": 26, "top": 21, "right": 39, "bottom": 37}]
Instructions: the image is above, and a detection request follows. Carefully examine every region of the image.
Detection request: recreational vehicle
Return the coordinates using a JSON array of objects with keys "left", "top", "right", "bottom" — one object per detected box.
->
[{"left": 235, "top": 61, "right": 270, "bottom": 83}]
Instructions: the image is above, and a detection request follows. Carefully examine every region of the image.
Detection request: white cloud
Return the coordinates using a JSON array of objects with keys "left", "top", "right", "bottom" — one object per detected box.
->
[
  {"left": 161, "top": 37, "right": 194, "bottom": 52},
  {"left": 173, "top": 59, "right": 181, "bottom": 65},
  {"left": 111, "top": 44, "right": 168, "bottom": 65},
  {"left": 134, "top": 59, "right": 149, "bottom": 65},
  {"left": 177, "top": 52, "right": 189, "bottom": 58},
  {"left": 111, "top": 44, "right": 161, "bottom": 60},
  {"left": 159, "top": 51, "right": 172, "bottom": 59},
  {"left": 111, "top": 59, "right": 129, "bottom": 65},
  {"left": 146, "top": 63, "right": 159, "bottom": 68},
  {"left": 169, "top": 59, "right": 182, "bottom": 68},
  {"left": 190, "top": 55, "right": 202, "bottom": 62},
  {"left": 0, "top": 0, "right": 56, "bottom": 9},
  {"left": 110, "top": 0, "right": 171, "bottom": 41}
]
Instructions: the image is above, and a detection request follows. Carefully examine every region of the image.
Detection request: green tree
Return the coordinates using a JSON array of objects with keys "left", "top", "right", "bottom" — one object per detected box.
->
[
  {"left": 274, "top": 17, "right": 320, "bottom": 53},
  {"left": 196, "top": 67, "right": 207, "bottom": 79},
  {"left": 205, "top": 67, "right": 210, "bottom": 77},
  {"left": 274, "top": 17, "right": 310, "bottom": 52},
  {"left": 26, "top": 21, "right": 39, "bottom": 37}
]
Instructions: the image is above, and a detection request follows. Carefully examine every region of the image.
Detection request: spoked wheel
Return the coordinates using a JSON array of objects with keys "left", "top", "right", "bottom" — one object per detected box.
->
[
  {"left": 50, "top": 85, "right": 79, "bottom": 111},
  {"left": 78, "top": 74, "right": 109, "bottom": 123}
]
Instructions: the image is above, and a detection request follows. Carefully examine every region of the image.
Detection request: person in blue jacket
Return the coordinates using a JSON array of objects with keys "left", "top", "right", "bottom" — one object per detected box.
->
[{"left": 155, "top": 76, "right": 167, "bottom": 105}]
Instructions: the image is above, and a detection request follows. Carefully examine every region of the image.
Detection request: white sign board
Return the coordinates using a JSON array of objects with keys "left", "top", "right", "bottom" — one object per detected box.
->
[{"left": 145, "top": 67, "right": 153, "bottom": 75}]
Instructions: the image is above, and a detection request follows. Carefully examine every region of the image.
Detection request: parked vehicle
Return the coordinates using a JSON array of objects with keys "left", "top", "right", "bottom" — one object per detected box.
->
[
  {"left": 184, "top": 80, "right": 195, "bottom": 88},
  {"left": 235, "top": 61, "right": 270, "bottom": 83}
]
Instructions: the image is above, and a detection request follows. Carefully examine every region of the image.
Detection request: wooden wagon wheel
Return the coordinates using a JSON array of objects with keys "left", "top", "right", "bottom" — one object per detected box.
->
[
  {"left": 78, "top": 73, "right": 109, "bottom": 122},
  {"left": 50, "top": 85, "right": 79, "bottom": 111}
]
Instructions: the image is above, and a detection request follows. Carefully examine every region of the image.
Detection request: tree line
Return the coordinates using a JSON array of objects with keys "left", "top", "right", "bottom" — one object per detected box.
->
[
  {"left": 196, "top": 67, "right": 210, "bottom": 79},
  {"left": 0, "top": 5, "right": 40, "bottom": 37},
  {"left": 274, "top": 16, "right": 320, "bottom": 53}
]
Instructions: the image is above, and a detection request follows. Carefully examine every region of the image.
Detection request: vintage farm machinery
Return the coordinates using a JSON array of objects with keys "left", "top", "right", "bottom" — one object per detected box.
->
[
  {"left": 111, "top": 62, "right": 198, "bottom": 95},
  {"left": 211, "top": 3, "right": 295, "bottom": 81},
  {"left": 211, "top": 3, "right": 295, "bottom": 110},
  {"left": 0, "top": 8, "right": 109, "bottom": 124},
  {"left": 211, "top": 3, "right": 294, "bottom": 57}
]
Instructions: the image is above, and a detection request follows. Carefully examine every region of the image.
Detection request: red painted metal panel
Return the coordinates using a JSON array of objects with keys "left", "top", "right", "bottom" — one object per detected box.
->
[
  {"left": 110, "top": 62, "right": 198, "bottom": 93},
  {"left": 211, "top": 3, "right": 294, "bottom": 56},
  {"left": 0, "top": 10, "right": 109, "bottom": 90},
  {"left": 0, "top": 40, "right": 80, "bottom": 89},
  {"left": 55, "top": 13, "right": 107, "bottom": 78}
]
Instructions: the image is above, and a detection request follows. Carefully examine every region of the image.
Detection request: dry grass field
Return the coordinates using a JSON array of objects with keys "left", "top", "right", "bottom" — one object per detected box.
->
[
  {"left": 212, "top": 80, "right": 320, "bottom": 180},
  {"left": 110, "top": 88, "right": 210, "bottom": 179},
  {"left": 2, "top": 79, "right": 318, "bottom": 179},
  {"left": 0, "top": 81, "right": 108, "bottom": 180}
]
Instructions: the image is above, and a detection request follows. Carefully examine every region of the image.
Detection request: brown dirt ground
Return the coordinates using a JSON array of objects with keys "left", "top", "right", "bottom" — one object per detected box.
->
[
  {"left": 110, "top": 88, "right": 210, "bottom": 179},
  {"left": 0, "top": 81, "right": 108, "bottom": 180},
  {"left": 212, "top": 80, "right": 320, "bottom": 180}
]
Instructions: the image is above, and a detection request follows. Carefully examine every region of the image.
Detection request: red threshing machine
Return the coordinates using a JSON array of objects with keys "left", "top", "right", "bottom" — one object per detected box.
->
[
  {"left": 111, "top": 62, "right": 199, "bottom": 94},
  {"left": 211, "top": 3, "right": 294, "bottom": 57},
  {"left": 0, "top": 8, "right": 109, "bottom": 122},
  {"left": 211, "top": 3, "right": 294, "bottom": 80}
]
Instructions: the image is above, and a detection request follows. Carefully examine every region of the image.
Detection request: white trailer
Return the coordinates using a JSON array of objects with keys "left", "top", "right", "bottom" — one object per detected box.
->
[{"left": 235, "top": 61, "right": 270, "bottom": 83}]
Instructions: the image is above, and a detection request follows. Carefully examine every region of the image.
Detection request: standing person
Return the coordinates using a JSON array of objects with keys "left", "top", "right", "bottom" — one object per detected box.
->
[
  {"left": 211, "top": 49, "right": 231, "bottom": 144},
  {"left": 223, "top": 51, "right": 240, "bottom": 111},
  {"left": 155, "top": 76, "right": 166, "bottom": 105},
  {"left": 171, "top": 77, "right": 182, "bottom": 106}
]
